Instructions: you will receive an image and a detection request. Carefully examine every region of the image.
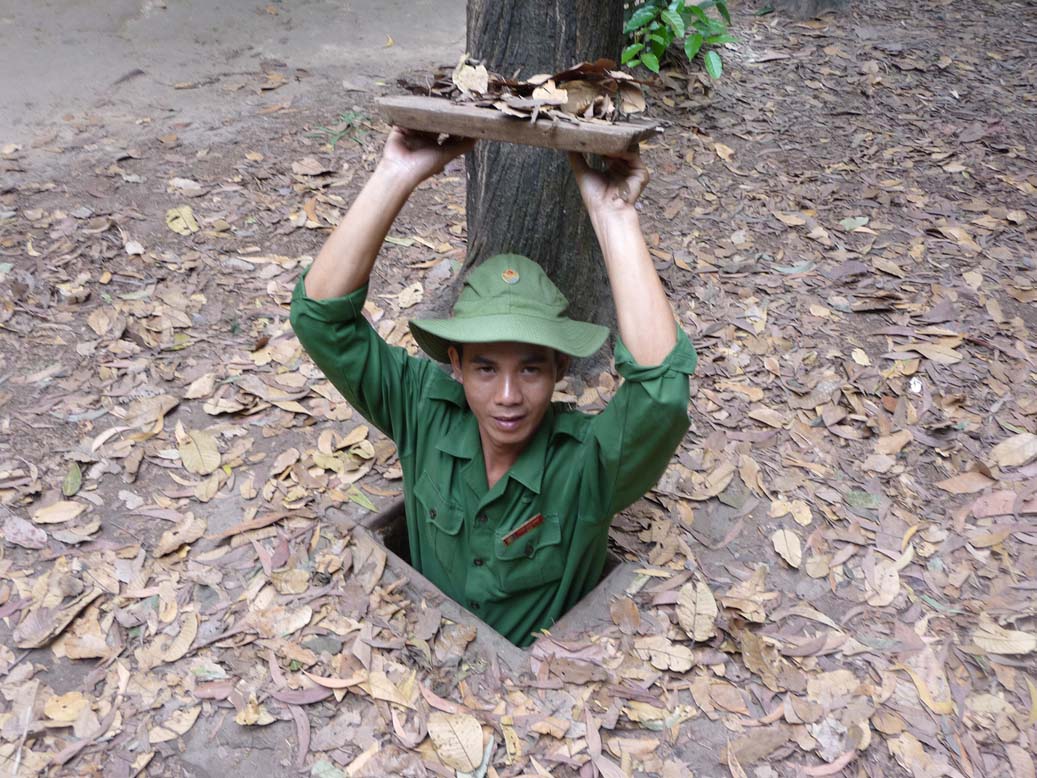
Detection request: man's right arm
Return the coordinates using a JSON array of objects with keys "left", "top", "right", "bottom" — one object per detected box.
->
[
  {"left": 293, "top": 129, "right": 474, "bottom": 442},
  {"left": 290, "top": 280, "right": 430, "bottom": 444},
  {"left": 304, "top": 128, "right": 474, "bottom": 299}
]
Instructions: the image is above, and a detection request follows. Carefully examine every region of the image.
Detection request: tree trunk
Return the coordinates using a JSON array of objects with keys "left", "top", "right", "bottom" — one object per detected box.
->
[{"left": 464, "top": 0, "right": 625, "bottom": 368}]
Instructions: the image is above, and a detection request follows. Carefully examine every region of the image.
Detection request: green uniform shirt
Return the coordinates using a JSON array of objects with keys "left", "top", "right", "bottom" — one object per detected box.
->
[{"left": 290, "top": 275, "right": 697, "bottom": 647}]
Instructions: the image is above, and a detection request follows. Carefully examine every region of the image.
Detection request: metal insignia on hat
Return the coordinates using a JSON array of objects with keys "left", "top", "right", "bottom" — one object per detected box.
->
[{"left": 501, "top": 268, "right": 520, "bottom": 284}]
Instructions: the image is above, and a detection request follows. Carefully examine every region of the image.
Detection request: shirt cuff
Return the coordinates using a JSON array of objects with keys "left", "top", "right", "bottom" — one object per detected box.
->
[
  {"left": 290, "top": 270, "right": 369, "bottom": 323},
  {"left": 614, "top": 324, "right": 698, "bottom": 381}
]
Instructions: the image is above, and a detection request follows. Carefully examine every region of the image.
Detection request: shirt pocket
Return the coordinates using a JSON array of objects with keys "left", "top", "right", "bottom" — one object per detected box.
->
[
  {"left": 493, "top": 512, "right": 564, "bottom": 594},
  {"left": 413, "top": 472, "right": 464, "bottom": 572}
]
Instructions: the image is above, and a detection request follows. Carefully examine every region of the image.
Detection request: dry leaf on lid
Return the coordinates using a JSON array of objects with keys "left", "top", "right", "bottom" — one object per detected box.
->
[{"left": 452, "top": 55, "right": 489, "bottom": 95}]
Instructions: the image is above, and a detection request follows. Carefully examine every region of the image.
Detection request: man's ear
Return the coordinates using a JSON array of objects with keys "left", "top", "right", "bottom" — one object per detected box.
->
[
  {"left": 555, "top": 353, "right": 571, "bottom": 382},
  {"left": 447, "top": 345, "right": 463, "bottom": 382}
]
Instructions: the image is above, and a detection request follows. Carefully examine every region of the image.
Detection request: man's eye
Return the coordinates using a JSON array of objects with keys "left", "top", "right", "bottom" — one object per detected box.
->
[
  {"left": 522, "top": 366, "right": 542, "bottom": 375},
  {"left": 477, "top": 366, "right": 495, "bottom": 374}
]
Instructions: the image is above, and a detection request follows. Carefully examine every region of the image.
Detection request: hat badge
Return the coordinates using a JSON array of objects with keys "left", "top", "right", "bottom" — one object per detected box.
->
[{"left": 501, "top": 268, "right": 520, "bottom": 284}]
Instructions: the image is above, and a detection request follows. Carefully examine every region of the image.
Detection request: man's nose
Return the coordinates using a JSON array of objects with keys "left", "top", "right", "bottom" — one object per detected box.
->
[{"left": 495, "top": 373, "right": 521, "bottom": 405}]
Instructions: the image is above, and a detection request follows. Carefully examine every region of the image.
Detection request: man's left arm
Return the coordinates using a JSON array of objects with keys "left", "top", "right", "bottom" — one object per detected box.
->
[
  {"left": 568, "top": 149, "right": 697, "bottom": 516},
  {"left": 568, "top": 149, "right": 676, "bottom": 365}
]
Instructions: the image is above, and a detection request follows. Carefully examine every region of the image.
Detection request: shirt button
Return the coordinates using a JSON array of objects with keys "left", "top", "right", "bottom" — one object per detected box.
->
[
  {"left": 477, "top": 513, "right": 488, "bottom": 523},
  {"left": 471, "top": 602, "right": 480, "bottom": 610},
  {"left": 473, "top": 558, "right": 484, "bottom": 567},
  {"left": 429, "top": 508, "right": 437, "bottom": 519}
]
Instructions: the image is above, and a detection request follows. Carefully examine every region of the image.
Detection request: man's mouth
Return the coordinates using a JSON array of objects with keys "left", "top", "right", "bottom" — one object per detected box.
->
[{"left": 492, "top": 414, "right": 526, "bottom": 432}]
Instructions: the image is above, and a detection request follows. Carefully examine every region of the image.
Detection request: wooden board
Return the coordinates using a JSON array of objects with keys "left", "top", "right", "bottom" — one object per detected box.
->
[{"left": 376, "top": 95, "right": 661, "bottom": 155}]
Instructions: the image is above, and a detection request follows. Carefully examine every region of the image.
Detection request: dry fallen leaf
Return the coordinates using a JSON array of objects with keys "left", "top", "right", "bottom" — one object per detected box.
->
[
  {"left": 774, "top": 211, "right": 807, "bottom": 227},
  {"left": 850, "top": 348, "right": 871, "bottom": 366},
  {"left": 935, "top": 470, "right": 994, "bottom": 494},
  {"left": 865, "top": 560, "right": 900, "bottom": 607},
  {"left": 32, "top": 500, "right": 87, "bottom": 525},
  {"left": 634, "top": 635, "right": 694, "bottom": 672},
  {"left": 973, "top": 614, "right": 1037, "bottom": 655},
  {"left": 908, "top": 342, "right": 962, "bottom": 365},
  {"left": 235, "top": 694, "right": 276, "bottom": 726},
  {"left": 610, "top": 596, "right": 641, "bottom": 635},
  {"left": 155, "top": 514, "right": 206, "bottom": 557},
  {"left": 2, "top": 513, "right": 48, "bottom": 548},
  {"left": 150, "top": 705, "right": 201, "bottom": 743},
  {"left": 162, "top": 612, "right": 199, "bottom": 663},
  {"left": 1005, "top": 744, "right": 1036, "bottom": 778},
  {"left": 166, "top": 205, "right": 200, "bottom": 235},
  {"left": 44, "top": 691, "right": 90, "bottom": 723},
  {"left": 769, "top": 498, "right": 811, "bottom": 525},
  {"left": 714, "top": 142, "right": 735, "bottom": 161},
  {"left": 289, "top": 159, "right": 327, "bottom": 178},
  {"left": 397, "top": 282, "right": 424, "bottom": 309},
  {"left": 427, "top": 712, "right": 484, "bottom": 772},
  {"left": 178, "top": 429, "right": 221, "bottom": 475},
  {"left": 748, "top": 406, "right": 788, "bottom": 428},
  {"left": 771, "top": 528, "right": 802, "bottom": 569},
  {"left": 271, "top": 568, "right": 310, "bottom": 595},
  {"left": 875, "top": 430, "right": 912, "bottom": 455},
  {"left": 709, "top": 681, "right": 749, "bottom": 714},
  {"left": 989, "top": 432, "right": 1037, "bottom": 469},
  {"left": 675, "top": 579, "right": 718, "bottom": 642}
]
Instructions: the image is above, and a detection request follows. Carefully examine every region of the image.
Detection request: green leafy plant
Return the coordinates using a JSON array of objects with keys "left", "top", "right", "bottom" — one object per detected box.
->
[
  {"left": 623, "top": 0, "right": 734, "bottom": 78},
  {"left": 307, "top": 110, "right": 370, "bottom": 148}
]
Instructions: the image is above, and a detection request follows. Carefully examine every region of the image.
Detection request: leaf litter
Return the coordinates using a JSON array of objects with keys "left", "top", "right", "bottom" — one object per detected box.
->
[{"left": 1, "top": 2, "right": 1037, "bottom": 777}]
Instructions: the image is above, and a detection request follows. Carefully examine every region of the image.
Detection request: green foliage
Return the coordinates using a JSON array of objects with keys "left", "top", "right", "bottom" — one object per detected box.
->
[
  {"left": 307, "top": 110, "right": 370, "bottom": 148},
  {"left": 623, "top": 0, "right": 733, "bottom": 77}
]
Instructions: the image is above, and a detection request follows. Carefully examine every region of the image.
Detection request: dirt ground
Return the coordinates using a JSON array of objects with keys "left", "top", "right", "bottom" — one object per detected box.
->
[{"left": 2, "top": 0, "right": 1037, "bottom": 776}]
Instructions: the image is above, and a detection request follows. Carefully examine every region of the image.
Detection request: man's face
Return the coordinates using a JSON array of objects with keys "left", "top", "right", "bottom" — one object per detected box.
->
[{"left": 448, "top": 342, "right": 568, "bottom": 457}]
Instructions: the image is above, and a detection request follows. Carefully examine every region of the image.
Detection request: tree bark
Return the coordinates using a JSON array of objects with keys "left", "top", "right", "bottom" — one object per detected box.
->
[{"left": 464, "top": 0, "right": 626, "bottom": 367}]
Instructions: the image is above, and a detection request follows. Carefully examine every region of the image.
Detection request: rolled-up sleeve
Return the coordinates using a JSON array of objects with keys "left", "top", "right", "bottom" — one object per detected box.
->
[
  {"left": 289, "top": 273, "right": 432, "bottom": 448},
  {"left": 582, "top": 324, "right": 697, "bottom": 518}
]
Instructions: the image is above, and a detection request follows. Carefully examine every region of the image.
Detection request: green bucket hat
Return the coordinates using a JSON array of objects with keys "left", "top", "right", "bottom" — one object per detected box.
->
[{"left": 409, "top": 254, "right": 610, "bottom": 362}]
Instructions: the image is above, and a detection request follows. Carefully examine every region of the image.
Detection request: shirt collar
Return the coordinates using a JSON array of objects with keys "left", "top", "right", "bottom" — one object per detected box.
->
[
  {"left": 427, "top": 370, "right": 466, "bottom": 407},
  {"left": 505, "top": 406, "right": 553, "bottom": 494},
  {"left": 435, "top": 412, "right": 481, "bottom": 460},
  {"left": 433, "top": 404, "right": 555, "bottom": 496}
]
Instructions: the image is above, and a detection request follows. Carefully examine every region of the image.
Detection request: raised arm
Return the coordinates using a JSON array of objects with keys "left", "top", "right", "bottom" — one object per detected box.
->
[
  {"left": 568, "top": 149, "right": 677, "bottom": 366},
  {"left": 304, "top": 128, "right": 475, "bottom": 300}
]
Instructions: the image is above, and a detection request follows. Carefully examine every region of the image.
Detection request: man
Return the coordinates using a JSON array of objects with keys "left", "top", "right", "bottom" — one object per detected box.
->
[{"left": 290, "top": 128, "right": 696, "bottom": 647}]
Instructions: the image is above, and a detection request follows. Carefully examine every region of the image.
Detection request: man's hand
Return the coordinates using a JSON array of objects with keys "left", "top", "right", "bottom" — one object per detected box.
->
[
  {"left": 380, "top": 128, "right": 476, "bottom": 189},
  {"left": 567, "top": 148, "right": 650, "bottom": 216},
  {"left": 304, "top": 128, "right": 473, "bottom": 300},
  {"left": 568, "top": 146, "right": 676, "bottom": 366}
]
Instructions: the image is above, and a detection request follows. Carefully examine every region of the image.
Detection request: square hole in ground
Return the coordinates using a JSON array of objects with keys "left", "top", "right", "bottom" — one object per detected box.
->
[{"left": 360, "top": 499, "right": 634, "bottom": 651}]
